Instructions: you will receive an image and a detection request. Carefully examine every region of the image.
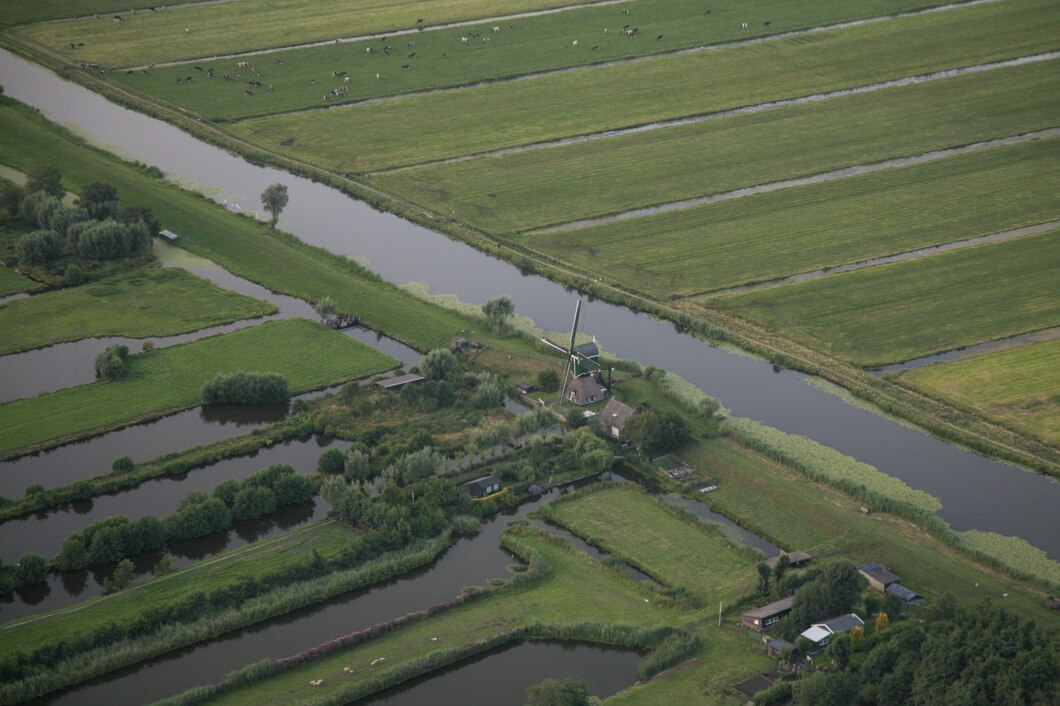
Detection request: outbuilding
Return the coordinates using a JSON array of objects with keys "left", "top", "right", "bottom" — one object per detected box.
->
[
  {"left": 859, "top": 562, "right": 900, "bottom": 592},
  {"left": 765, "top": 551, "right": 812, "bottom": 570},
  {"left": 461, "top": 475, "right": 501, "bottom": 499},
  {"left": 375, "top": 373, "right": 424, "bottom": 391},
  {"left": 766, "top": 637, "right": 797, "bottom": 659},
  {"left": 741, "top": 595, "right": 795, "bottom": 632},
  {"left": 799, "top": 613, "right": 864, "bottom": 650},
  {"left": 159, "top": 229, "right": 179, "bottom": 241},
  {"left": 600, "top": 398, "right": 637, "bottom": 440}
]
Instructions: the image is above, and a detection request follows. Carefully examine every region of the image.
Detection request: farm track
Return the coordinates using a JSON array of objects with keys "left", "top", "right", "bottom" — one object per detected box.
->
[
  {"left": 528, "top": 128, "right": 1060, "bottom": 234},
  {"left": 698, "top": 220, "right": 1060, "bottom": 300},
  {"left": 229, "top": 0, "right": 1000, "bottom": 122},
  {"left": 375, "top": 49, "right": 1060, "bottom": 175}
]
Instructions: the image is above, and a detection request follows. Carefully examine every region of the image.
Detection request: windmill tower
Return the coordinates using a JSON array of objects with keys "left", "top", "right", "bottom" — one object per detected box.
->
[{"left": 540, "top": 300, "right": 611, "bottom": 404}]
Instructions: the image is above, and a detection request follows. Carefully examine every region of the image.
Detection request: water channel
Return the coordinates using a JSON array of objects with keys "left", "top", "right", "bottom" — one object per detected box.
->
[{"left": 1, "top": 49, "right": 1057, "bottom": 559}]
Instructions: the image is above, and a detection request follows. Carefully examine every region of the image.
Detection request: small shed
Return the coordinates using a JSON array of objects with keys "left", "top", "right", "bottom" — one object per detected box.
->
[
  {"left": 859, "top": 562, "right": 900, "bottom": 592},
  {"left": 461, "top": 475, "right": 501, "bottom": 499},
  {"left": 765, "top": 551, "right": 813, "bottom": 570},
  {"left": 375, "top": 373, "right": 424, "bottom": 391},
  {"left": 766, "top": 638, "right": 796, "bottom": 659},
  {"left": 601, "top": 397, "right": 637, "bottom": 440},
  {"left": 159, "top": 229, "right": 179, "bottom": 241},
  {"left": 516, "top": 381, "right": 535, "bottom": 395},
  {"left": 885, "top": 583, "right": 924, "bottom": 605},
  {"left": 800, "top": 613, "right": 864, "bottom": 650},
  {"left": 566, "top": 375, "right": 606, "bottom": 406},
  {"left": 741, "top": 595, "right": 795, "bottom": 632},
  {"left": 799, "top": 625, "right": 833, "bottom": 650}
]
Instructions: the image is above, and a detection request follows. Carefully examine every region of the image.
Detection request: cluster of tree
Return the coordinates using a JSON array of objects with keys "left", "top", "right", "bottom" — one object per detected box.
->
[
  {"left": 482, "top": 295, "right": 515, "bottom": 336},
  {"left": 622, "top": 409, "right": 690, "bottom": 455},
  {"left": 0, "top": 553, "right": 49, "bottom": 594},
  {"left": 95, "top": 344, "right": 130, "bottom": 381},
  {"left": 555, "top": 427, "right": 614, "bottom": 475},
  {"left": 783, "top": 599, "right": 1059, "bottom": 706},
  {"left": 10, "top": 168, "right": 159, "bottom": 270},
  {"left": 201, "top": 371, "right": 289, "bottom": 405},
  {"left": 212, "top": 463, "right": 315, "bottom": 521}
]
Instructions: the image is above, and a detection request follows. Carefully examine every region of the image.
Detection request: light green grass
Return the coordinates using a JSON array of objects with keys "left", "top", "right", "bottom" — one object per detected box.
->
[
  {"left": 716, "top": 229, "right": 1060, "bottom": 367},
  {"left": 0, "top": 267, "right": 275, "bottom": 355},
  {"left": 0, "top": 267, "right": 41, "bottom": 297},
  {"left": 530, "top": 138, "right": 1060, "bottom": 298},
  {"left": 234, "top": 0, "right": 1060, "bottom": 170},
  {"left": 546, "top": 485, "right": 756, "bottom": 603},
  {"left": 13, "top": 0, "right": 585, "bottom": 67},
  {"left": 0, "top": 1, "right": 216, "bottom": 27},
  {"left": 372, "top": 59, "right": 1060, "bottom": 232},
  {"left": 0, "top": 520, "right": 356, "bottom": 659},
  {"left": 112, "top": 0, "right": 975, "bottom": 122},
  {"left": 0, "top": 318, "right": 397, "bottom": 455},
  {"left": 898, "top": 337, "right": 1060, "bottom": 445},
  {"left": 0, "top": 96, "right": 478, "bottom": 351}
]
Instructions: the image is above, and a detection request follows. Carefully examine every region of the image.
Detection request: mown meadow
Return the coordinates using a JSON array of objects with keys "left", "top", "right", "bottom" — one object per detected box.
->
[{"left": 0, "top": 266, "right": 40, "bottom": 296}]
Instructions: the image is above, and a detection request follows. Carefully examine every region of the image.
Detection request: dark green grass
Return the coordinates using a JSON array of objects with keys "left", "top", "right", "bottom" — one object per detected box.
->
[
  {"left": 0, "top": 266, "right": 41, "bottom": 296},
  {"left": 110, "top": 0, "right": 959, "bottom": 121},
  {"left": 0, "top": 96, "right": 478, "bottom": 351},
  {"left": 0, "top": 1, "right": 217, "bottom": 27},
  {"left": 371, "top": 59, "right": 1060, "bottom": 233},
  {"left": 233, "top": 0, "right": 1060, "bottom": 171},
  {"left": 0, "top": 267, "right": 275, "bottom": 355},
  {"left": 715, "top": 229, "right": 1060, "bottom": 367},
  {"left": 0, "top": 318, "right": 398, "bottom": 455},
  {"left": 526, "top": 138, "right": 1060, "bottom": 297}
]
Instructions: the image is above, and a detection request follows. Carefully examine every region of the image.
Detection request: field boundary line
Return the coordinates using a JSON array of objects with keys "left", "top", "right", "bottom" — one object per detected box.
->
[
  {"left": 0, "top": 518, "right": 335, "bottom": 631},
  {"left": 374, "top": 50, "right": 1060, "bottom": 175},
  {"left": 527, "top": 128, "right": 1060, "bottom": 234}
]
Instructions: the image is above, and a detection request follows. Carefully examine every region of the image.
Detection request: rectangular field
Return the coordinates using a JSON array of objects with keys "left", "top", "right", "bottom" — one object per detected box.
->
[
  {"left": 232, "top": 0, "right": 1060, "bottom": 168},
  {"left": 0, "top": 318, "right": 398, "bottom": 455},
  {"left": 525, "top": 138, "right": 1060, "bottom": 297},
  {"left": 897, "top": 338, "right": 1060, "bottom": 446},
  {"left": 713, "top": 229, "right": 1060, "bottom": 367},
  {"left": 0, "top": 267, "right": 275, "bottom": 355},
  {"left": 0, "top": 0, "right": 216, "bottom": 27},
  {"left": 371, "top": 59, "right": 1060, "bottom": 232}
]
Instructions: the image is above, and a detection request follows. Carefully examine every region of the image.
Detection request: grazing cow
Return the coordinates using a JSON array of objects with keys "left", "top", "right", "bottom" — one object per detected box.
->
[
  {"left": 740, "top": 22, "right": 748, "bottom": 29},
  {"left": 408, "top": 40, "right": 415, "bottom": 46},
  {"left": 401, "top": 64, "right": 410, "bottom": 70},
  {"left": 492, "top": 26, "right": 500, "bottom": 33},
  {"left": 244, "top": 89, "right": 253, "bottom": 95},
  {"left": 572, "top": 40, "right": 578, "bottom": 48},
  {"left": 591, "top": 44, "right": 599, "bottom": 50},
  {"left": 408, "top": 52, "right": 416, "bottom": 57},
  {"left": 185, "top": 27, "right": 190, "bottom": 33},
  {"left": 416, "top": 18, "right": 424, "bottom": 24},
  {"left": 194, "top": 65, "right": 203, "bottom": 71},
  {"left": 764, "top": 21, "right": 771, "bottom": 26},
  {"left": 461, "top": 36, "right": 469, "bottom": 44},
  {"left": 366, "top": 46, "right": 373, "bottom": 53},
  {"left": 656, "top": 34, "right": 663, "bottom": 40},
  {"left": 113, "top": 15, "right": 124, "bottom": 23},
  {"left": 343, "top": 75, "right": 351, "bottom": 83},
  {"left": 375, "top": 73, "right": 381, "bottom": 79}
]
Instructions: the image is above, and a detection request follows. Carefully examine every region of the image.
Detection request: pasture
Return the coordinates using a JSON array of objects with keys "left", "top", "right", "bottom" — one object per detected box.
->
[
  {"left": 0, "top": 520, "right": 357, "bottom": 660},
  {"left": 230, "top": 0, "right": 1059, "bottom": 168},
  {"left": 372, "top": 58, "right": 1060, "bottom": 232},
  {"left": 897, "top": 338, "right": 1060, "bottom": 446},
  {"left": 0, "top": 267, "right": 41, "bottom": 297},
  {"left": 0, "top": 318, "right": 398, "bottom": 456},
  {"left": 528, "top": 137, "right": 1060, "bottom": 297},
  {"left": 0, "top": 267, "right": 275, "bottom": 355},
  {"left": 713, "top": 229, "right": 1060, "bottom": 367}
]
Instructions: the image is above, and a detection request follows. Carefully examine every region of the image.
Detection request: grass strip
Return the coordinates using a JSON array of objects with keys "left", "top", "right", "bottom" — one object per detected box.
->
[
  {"left": 0, "top": 267, "right": 275, "bottom": 355},
  {"left": 0, "top": 0, "right": 216, "bottom": 27},
  {"left": 0, "top": 318, "right": 397, "bottom": 456},
  {"left": 715, "top": 229, "right": 1060, "bottom": 367},
  {"left": 527, "top": 138, "right": 1060, "bottom": 298},
  {"left": 371, "top": 59, "right": 1060, "bottom": 232},
  {"left": 897, "top": 338, "right": 1060, "bottom": 446},
  {"left": 0, "top": 266, "right": 41, "bottom": 297},
  {"left": 232, "top": 0, "right": 1060, "bottom": 170}
]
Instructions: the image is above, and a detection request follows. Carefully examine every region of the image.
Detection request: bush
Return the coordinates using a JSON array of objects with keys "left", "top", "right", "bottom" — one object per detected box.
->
[
  {"left": 536, "top": 368, "right": 560, "bottom": 392},
  {"left": 421, "top": 349, "right": 457, "bottom": 380},
  {"left": 15, "top": 229, "right": 62, "bottom": 266},
  {"left": 24, "top": 164, "right": 64, "bottom": 198},
  {"left": 61, "top": 263, "right": 89, "bottom": 286},
  {"left": 15, "top": 553, "right": 48, "bottom": 586},
  {"left": 232, "top": 486, "right": 278, "bottom": 521},
  {"left": 201, "top": 371, "right": 289, "bottom": 405},
  {"left": 95, "top": 344, "right": 130, "bottom": 381},
  {"left": 624, "top": 410, "right": 690, "bottom": 456},
  {"left": 19, "top": 191, "right": 62, "bottom": 230},
  {"left": 316, "top": 448, "right": 346, "bottom": 475},
  {"left": 112, "top": 456, "right": 135, "bottom": 472}
]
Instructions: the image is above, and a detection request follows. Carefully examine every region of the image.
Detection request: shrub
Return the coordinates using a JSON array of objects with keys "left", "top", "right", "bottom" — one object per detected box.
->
[
  {"left": 15, "top": 553, "right": 48, "bottom": 586},
  {"left": 15, "top": 229, "right": 62, "bottom": 266},
  {"left": 112, "top": 456, "right": 135, "bottom": 473},
  {"left": 316, "top": 448, "right": 345, "bottom": 475},
  {"left": 421, "top": 349, "right": 457, "bottom": 380},
  {"left": 201, "top": 372, "right": 289, "bottom": 405},
  {"left": 61, "top": 263, "right": 89, "bottom": 287},
  {"left": 95, "top": 344, "right": 129, "bottom": 381},
  {"left": 536, "top": 368, "right": 560, "bottom": 392}
]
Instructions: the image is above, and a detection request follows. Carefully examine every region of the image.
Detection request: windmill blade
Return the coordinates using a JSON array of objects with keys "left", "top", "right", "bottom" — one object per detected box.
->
[
  {"left": 566, "top": 300, "right": 582, "bottom": 360},
  {"left": 559, "top": 300, "right": 582, "bottom": 402},
  {"left": 540, "top": 337, "right": 569, "bottom": 354}
]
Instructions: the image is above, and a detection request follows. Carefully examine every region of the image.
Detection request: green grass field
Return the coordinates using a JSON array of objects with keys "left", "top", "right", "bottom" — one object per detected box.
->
[
  {"left": 232, "top": 0, "right": 1060, "bottom": 170},
  {"left": 0, "top": 0, "right": 216, "bottom": 27},
  {"left": 897, "top": 338, "right": 1060, "bottom": 446},
  {"left": 107, "top": 0, "right": 990, "bottom": 122},
  {"left": 0, "top": 96, "right": 479, "bottom": 352},
  {"left": 0, "top": 266, "right": 41, "bottom": 297},
  {"left": 372, "top": 59, "right": 1060, "bottom": 232},
  {"left": 527, "top": 138, "right": 1060, "bottom": 297},
  {"left": 715, "top": 229, "right": 1060, "bottom": 367},
  {"left": 0, "top": 267, "right": 275, "bottom": 355},
  {"left": 0, "top": 318, "right": 397, "bottom": 455},
  {"left": 545, "top": 485, "right": 756, "bottom": 603},
  {"left": 0, "top": 520, "right": 356, "bottom": 659}
]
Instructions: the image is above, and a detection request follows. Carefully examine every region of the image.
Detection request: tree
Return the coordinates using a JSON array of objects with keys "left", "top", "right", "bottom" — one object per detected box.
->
[
  {"left": 15, "top": 552, "right": 48, "bottom": 586},
  {"left": 344, "top": 448, "right": 372, "bottom": 482},
  {"left": 25, "top": 164, "right": 64, "bottom": 198},
  {"left": 875, "top": 611, "right": 890, "bottom": 633},
  {"left": 482, "top": 295, "right": 514, "bottom": 335},
  {"left": 118, "top": 204, "right": 162, "bottom": 237},
  {"left": 827, "top": 632, "right": 851, "bottom": 670},
  {"left": 0, "top": 180, "right": 23, "bottom": 217},
  {"left": 78, "top": 181, "right": 118, "bottom": 219},
  {"left": 313, "top": 295, "right": 337, "bottom": 325},
  {"left": 524, "top": 678, "right": 591, "bottom": 706},
  {"left": 54, "top": 535, "right": 90, "bottom": 571},
  {"left": 536, "top": 368, "right": 560, "bottom": 392},
  {"left": 757, "top": 562, "right": 772, "bottom": 595},
  {"left": 107, "top": 559, "right": 135, "bottom": 592},
  {"left": 882, "top": 591, "right": 904, "bottom": 621},
  {"left": 317, "top": 447, "right": 346, "bottom": 474},
  {"left": 421, "top": 348, "right": 457, "bottom": 380},
  {"left": 260, "top": 183, "right": 288, "bottom": 230},
  {"left": 792, "top": 671, "right": 858, "bottom": 706},
  {"left": 15, "top": 230, "right": 62, "bottom": 267},
  {"left": 232, "top": 486, "right": 278, "bottom": 520},
  {"left": 849, "top": 624, "right": 863, "bottom": 651},
  {"left": 112, "top": 456, "right": 135, "bottom": 472},
  {"left": 95, "top": 344, "right": 130, "bottom": 381},
  {"left": 152, "top": 555, "right": 173, "bottom": 576},
  {"left": 623, "top": 410, "right": 690, "bottom": 456}
]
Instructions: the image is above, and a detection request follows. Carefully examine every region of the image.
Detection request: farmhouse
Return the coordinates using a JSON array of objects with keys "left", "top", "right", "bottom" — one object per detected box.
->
[
  {"left": 799, "top": 613, "right": 864, "bottom": 650},
  {"left": 566, "top": 375, "right": 607, "bottom": 405},
  {"left": 859, "top": 562, "right": 900, "bottom": 592},
  {"left": 600, "top": 397, "right": 637, "bottom": 440},
  {"left": 765, "top": 550, "right": 812, "bottom": 570},
  {"left": 461, "top": 475, "right": 501, "bottom": 499},
  {"left": 741, "top": 595, "right": 795, "bottom": 632},
  {"left": 375, "top": 373, "right": 424, "bottom": 391}
]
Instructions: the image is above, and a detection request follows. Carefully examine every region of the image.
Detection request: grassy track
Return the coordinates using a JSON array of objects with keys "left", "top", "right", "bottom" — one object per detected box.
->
[
  {"left": 897, "top": 338, "right": 1060, "bottom": 446},
  {"left": 233, "top": 0, "right": 1060, "bottom": 170},
  {"left": 372, "top": 59, "right": 1060, "bottom": 232},
  {"left": 0, "top": 267, "right": 41, "bottom": 297},
  {"left": 0, "top": 318, "right": 397, "bottom": 455},
  {"left": 527, "top": 138, "right": 1060, "bottom": 297},
  {"left": 0, "top": 520, "right": 356, "bottom": 659},
  {"left": 0, "top": 96, "right": 478, "bottom": 351},
  {"left": 545, "top": 485, "right": 756, "bottom": 603},
  {"left": 0, "top": 267, "right": 275, "bottom": 355},
  {"left": 13, "top": 0, "right": 589, "bottom": 67},
  {"left": 715, "top": 229, "right": 1060, "bottom": 367},
  {"left": 109, "top": 0, "right": 979, "bottom": 122}
]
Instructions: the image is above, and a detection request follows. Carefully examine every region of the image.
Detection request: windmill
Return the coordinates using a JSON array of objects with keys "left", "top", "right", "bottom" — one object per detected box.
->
[{"left": 540, "top": 300, "right": 611, "bottom": 403}]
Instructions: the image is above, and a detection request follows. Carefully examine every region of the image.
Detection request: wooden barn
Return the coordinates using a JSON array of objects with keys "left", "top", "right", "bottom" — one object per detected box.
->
[
  {"left": 859, "top": 562, "right": 900, "bottom": 592},
  {"left": 461, "top": 475, "right": 501, "bottom": 499},
  {"left": 741, "top": 595, "right": 795, "bottom": 632}
]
